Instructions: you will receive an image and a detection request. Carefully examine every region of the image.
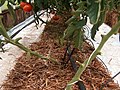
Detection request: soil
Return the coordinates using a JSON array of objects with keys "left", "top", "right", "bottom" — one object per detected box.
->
[{"left": 1, "top": 13, "right": 120, "bottom": 90}]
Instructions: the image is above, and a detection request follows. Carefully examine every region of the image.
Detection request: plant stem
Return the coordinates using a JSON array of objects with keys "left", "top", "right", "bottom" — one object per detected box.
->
[
  {"left": 7, "top": 39, "right": 58, "bottom": 63},
  {"left": 65, "top": 21, "right": 120, "bottom": 90},
  {"left": 67, "top": 47, "right": 86, "bottom": 90}
]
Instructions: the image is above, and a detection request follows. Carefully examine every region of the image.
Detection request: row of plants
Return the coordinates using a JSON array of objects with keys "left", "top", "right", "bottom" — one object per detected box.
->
[{"left": 0, "top": 0, "right": 120, "bottom": 90}]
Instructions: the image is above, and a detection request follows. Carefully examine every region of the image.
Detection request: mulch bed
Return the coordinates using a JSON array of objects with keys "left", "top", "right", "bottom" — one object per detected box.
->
[{"left": 1, "top": 13, "right": 120, "bottom": 90}]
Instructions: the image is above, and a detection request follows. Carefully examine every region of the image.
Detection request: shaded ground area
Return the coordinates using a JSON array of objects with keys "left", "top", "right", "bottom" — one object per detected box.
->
[{"left": 1, "top": 13, "right": 120, "bottom": 90}]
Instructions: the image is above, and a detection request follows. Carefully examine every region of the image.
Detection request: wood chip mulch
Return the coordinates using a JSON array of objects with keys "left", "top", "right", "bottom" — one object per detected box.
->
[{"left": 1, "top": 13, "right": 120, "bottom": 90}]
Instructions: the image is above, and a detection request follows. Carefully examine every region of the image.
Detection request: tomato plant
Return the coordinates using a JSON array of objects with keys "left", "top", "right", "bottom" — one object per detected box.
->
[{"left": 0, "top": 0, "right": 120, "bottom": 90}]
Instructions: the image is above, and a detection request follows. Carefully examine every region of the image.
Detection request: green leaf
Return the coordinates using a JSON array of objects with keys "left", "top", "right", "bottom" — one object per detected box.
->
[
  {"left": 75, "top": 19, "right": 87, "bottom": 29},
  {"left": 91, "top": 10, "right": 106, "bottom": 40},
  {"left": 70, "top": 19, "right": 86, "bottom": 48},
  {"left": 77, "top": 1, "right": 85, "bottom": 9},
  {"left": 63, "top": 23, "right": 76, "bottom": 39},
  {"left": 87, "top": 0, "right": 101, "bottom": 24},
  {"left": 65, "top": 17, "right": 86, "bottom": 48},
  {"left": 91, "top": 23, "right": 99, "bottom": 40},
  {"left": 74, "top": 30, "right": 84, "bottom": 49}
]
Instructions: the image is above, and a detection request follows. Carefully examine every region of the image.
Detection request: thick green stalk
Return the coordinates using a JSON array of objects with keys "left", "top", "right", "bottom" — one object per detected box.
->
[
  {"left": 65, "top": 21, "right": 120, "bottom": 90},
  {"left": 6, "top": 39, "right": 58, "bottom": 63}
]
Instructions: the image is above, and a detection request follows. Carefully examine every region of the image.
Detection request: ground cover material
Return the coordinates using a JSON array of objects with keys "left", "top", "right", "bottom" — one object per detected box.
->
[{"left": 1, "top": 13, "right": 120, "bottom": 90}]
